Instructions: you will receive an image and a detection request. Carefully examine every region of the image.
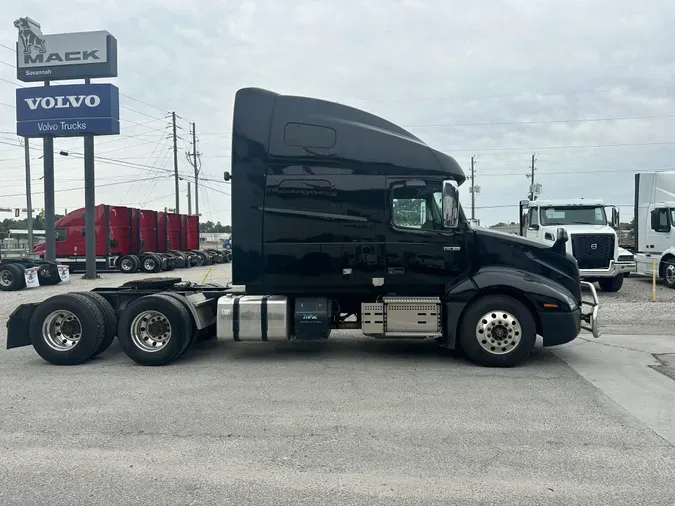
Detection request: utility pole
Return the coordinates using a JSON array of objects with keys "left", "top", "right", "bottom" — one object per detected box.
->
[
  {"left": 172, "top": 111, "right": 180, "bottom": 214},
  {"left": 192, "top": 122, "right": 199, "bottom": 217},
  {"left": 83, "top": 77, "right": 98, "bottom": 279},
  {"left": 470, "top": 155, "right": 476, "bottom": 220},
  {"left": 187, "top": 182, "right": 192, "bottom": 215},
  {"left": 24, "top": 138, "right": 33, "bottom": 252},
  {"left": 527, "top": 153, "right": 537, "bottom": 201}
]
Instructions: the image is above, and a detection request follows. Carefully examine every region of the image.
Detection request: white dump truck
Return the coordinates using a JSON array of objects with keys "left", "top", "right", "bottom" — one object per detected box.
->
[
  {"left": 519, "top": 199, "right": 635, "bottom": 292},
  {"left": 633, "top": 171, "right": 675, "bottom": 287}
]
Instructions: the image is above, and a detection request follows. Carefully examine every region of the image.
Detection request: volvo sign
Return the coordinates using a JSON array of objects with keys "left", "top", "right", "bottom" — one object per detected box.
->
[
  {"left": 14, "top": 17, "right": 117, "bottom": 82},
  {"left": 16, "top": 83, "right": 120, "bottom": 137}
]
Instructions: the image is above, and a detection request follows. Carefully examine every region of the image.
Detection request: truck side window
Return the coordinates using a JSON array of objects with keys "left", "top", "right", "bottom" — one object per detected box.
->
[
  {"left": 55, "top": 228, "right": 66, "bottom": 242},
  {"left": 391, "top": 183, "right": 442, "bottom": 230},
  {"left": 651, "top": 208, "right": 670, "bottom": 232}
]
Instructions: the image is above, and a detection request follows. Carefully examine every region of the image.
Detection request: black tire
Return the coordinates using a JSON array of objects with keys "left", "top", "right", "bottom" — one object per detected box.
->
[
  {"left": 0, "top": 263, "right": 26, "bottom": 291},
  {"left": 150, "top": 253, "right": 164, "bottom": 273},
  {"left": 169, "top": 250, "right": 188, "bottom": 268},
  {"left": 118, "top": 255, "right": 138, "bottom": 273},
  {"left": 78, "top": 292, "right": 117, "bottom": 356},
  {"left": 130, "top": 255, "right": 141, "bottom": 272},
  {"left": 459, "top": 295, "right": 536, "bottom": 368},
  {"left": 140, "top": 255, "right": 160, "bottom": 273},
  {"left": 117, "top": 294, "right": 193, "bottom": 366},
  {"left": 164, "top": 256, "right": 177, "bottom": 271},
  {"left": 37, "top": 264, "right": 62, "bottom": 286},
  {"left": 662, "top": 260, "right": 675, "bottom": 289},
  {"left": 154, "top": 293, "right": 197, "bottom": 356},
  {"left": 598, "top": 275, "right": 624, "bottom": 292},
  {"left": 29, "top": 293, "right": 106, "bottom": 365},
  {"left": 189, "top": 252, "right": 204, "bottom": 267},
  {"left": 174, "top": 253, "right": 187, "bottom": 268}
]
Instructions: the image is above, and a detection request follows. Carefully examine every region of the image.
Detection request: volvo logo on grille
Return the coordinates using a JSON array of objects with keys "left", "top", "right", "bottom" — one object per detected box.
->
[{"left": 590, "top": 243, "right": 598, "bottom": 250}]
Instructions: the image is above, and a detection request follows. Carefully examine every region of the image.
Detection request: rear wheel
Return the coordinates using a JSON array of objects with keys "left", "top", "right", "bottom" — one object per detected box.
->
[
  {"left": 117, "top": 294, "right": 193, "bottom": 366},
  {"left": 29, "top": 293, "right": 106, "bottom": 365},
  {"left": 662, "top": 260, "right": 675, "bottom": 289},
  {"left": 141, "top": 255, "right": 160, "bottom": 273},
  {"left": 77, "top": 292, "right": 117, "bottom": 356},
  {"left": 598, "top": 274, "right": 624, "bottom": 292},
  {"left": 0, "top": 263, "right": 26, "bottom": 291},
  {"left": 118, "top": 255, "right": 137, "bottom": 273},
  {"left": 150, "top": 254, "right": 164, "bottom": 273},
  {"left": 459, "top": 295, "right": 536, "bottom": 367}
]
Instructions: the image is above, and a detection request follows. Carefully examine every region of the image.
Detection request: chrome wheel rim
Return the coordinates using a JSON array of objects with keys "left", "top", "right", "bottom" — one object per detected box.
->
[
  {"left": 0, "top": 270, "right": 12, "bottom": 287},
  {"left": 475, "top": 310, "right": 522, "bottom": 355},
  {"left": 121, "top": 258, "right": 133, "bottom": 271},
  {"left": 666, "top": 264, "right": 675, "bottom": 285},
  {"left": 42, "top": 310, "right": 82, "bottom": 351},
  {"left": 130, "top": 310, "right": 171, "bottom": 352},
  {"left": 143, "top": 259, "right": 155, "bottom": 271}
]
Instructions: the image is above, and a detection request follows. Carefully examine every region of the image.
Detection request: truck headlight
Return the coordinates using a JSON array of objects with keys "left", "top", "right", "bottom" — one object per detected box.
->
[{"left": 618, "top": 254, "right": 634, "bottom": 262}]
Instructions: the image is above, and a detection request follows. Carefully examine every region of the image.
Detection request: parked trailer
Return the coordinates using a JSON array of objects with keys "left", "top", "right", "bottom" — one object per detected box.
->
[{"left": 7, "top": 87, "right": 600, "bottom": 368}]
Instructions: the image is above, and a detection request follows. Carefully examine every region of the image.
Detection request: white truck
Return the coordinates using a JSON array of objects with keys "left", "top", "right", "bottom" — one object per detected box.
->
[
  {"left": 519, "top": 199, "right": 636, "bottom": 292},
  {"left": 633, "top": 171, "right": 675, "bottom": 287}
]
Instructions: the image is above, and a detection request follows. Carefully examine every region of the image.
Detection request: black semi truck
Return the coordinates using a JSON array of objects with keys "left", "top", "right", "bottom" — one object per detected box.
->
[{"left": 6, "top": 87, "right": 600, "bottom": 368}]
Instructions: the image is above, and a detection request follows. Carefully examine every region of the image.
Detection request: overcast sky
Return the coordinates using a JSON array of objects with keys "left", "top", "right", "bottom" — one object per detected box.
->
[{"left": 2, "top": 0, "right": 674, "bottom": 226}]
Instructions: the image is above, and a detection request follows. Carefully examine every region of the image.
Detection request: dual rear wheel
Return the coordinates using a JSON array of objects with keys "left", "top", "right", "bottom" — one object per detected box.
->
[{"left": 29, "top": 292, "right": 195, "bottom": 366}]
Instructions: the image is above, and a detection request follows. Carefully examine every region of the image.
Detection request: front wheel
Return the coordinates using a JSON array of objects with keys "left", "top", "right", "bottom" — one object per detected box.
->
[
  {"left": 459, "top": 295, "right": 536, "bottom": 367},
  {"left": 598, "top": 274, "right": 624, "bottom": 292},
  {"left": 662, "top": 261, "right": 675, "bottom": 289}
]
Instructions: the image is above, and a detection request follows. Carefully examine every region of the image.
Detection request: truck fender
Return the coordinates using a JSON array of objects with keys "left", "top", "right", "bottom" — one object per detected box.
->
[{"left": 442, "top": 266, "right": 577, "bottom": 349}]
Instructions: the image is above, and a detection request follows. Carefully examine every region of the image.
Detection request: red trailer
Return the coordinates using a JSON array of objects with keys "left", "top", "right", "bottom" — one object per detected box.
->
[{"left": 33, "top": 205, "right": 222, "bottom": 273}]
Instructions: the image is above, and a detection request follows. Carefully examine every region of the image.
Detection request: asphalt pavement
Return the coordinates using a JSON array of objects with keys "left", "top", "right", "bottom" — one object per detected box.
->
[{"left": 1, "top": 265, "right": 674, "bottom": 505}]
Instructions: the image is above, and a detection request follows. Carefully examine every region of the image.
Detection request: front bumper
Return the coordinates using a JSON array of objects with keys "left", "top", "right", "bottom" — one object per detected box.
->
[
  {"left": 579, "top": 281, "right": 600, "bottom": 338},
  {"left": 580, "top": 260, "right": 636, "bottom": 279},
  {"left": 540, "top": 281, "right": 601, "bottom": 346}
]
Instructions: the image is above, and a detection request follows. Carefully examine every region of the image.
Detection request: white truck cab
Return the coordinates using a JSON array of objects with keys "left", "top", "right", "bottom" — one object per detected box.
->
[
  {"left": 519, "top": 199, "right": 635, "bottom": 292},
  {"left": 634, "top": 172, "right": 675, "bottom": 287}
]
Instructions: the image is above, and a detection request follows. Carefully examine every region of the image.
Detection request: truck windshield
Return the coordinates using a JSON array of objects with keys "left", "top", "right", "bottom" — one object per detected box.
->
[{"left": 540, "top": 206, "right": 607, "bottom": 226}]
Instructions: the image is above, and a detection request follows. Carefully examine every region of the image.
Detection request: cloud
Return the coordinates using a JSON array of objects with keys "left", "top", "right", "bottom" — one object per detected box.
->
[{"left": 0, "top": 0, "right": 674, "bottom": 226}]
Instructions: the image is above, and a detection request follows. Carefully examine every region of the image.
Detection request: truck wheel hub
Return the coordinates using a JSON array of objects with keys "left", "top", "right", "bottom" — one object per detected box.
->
[
  {"left": 475, "top": 310, "right": 522, "bottom": 355},
  {"left": 666, "top": 265, "right": 675, "bottom": 284},
  {"left": 130, "top": 310, "right": 172, "bottom": 353},
  {"left": 42, "top": 310, "right": 82, "bottom": 351},
  {"left": 0, "top": 270, "right": 12, "bottom": 287}
]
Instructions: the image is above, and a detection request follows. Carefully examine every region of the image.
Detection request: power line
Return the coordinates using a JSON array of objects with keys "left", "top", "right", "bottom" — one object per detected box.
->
[{"left": 0, "top": 176, "right": 166, "bottom": 198}]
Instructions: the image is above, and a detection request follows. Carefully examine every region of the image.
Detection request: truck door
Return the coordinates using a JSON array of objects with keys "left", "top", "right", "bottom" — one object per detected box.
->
[{"left": 384, "top": 178, "right": 466, "bottom": 295}]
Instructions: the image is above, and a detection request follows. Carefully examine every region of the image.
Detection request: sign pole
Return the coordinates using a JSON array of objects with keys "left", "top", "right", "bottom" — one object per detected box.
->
[
  {"left": 24, "top": 137, "right": 33, "bottom": 253},
  {"left": 83, "top": 77, "right": 98, "bottom": 279},
  {"left": 42, "top": 81, "right": 56, "bottom": 262}
]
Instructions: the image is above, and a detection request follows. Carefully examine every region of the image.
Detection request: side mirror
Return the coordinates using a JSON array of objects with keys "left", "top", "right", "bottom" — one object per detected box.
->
[
  {"left": 611, "top": 207, "right": 619, "bottom": 228},
  {"left": 442, "top": 180, "right": 459, "bottom": 229},
  {"left": 223, "top": 171, "right": 231, "bottom": 182},
  {"left": 552, "top": 227, "right": 568, "bottom": 255}
]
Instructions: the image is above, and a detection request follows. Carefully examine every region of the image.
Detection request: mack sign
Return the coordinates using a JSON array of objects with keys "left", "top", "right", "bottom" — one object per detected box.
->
[
  {"left": 16, "top": 83, "right": 120, "bottom": 137},
  {"left": 14, "top": 17, "right": 117, "bottom": 82}
]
